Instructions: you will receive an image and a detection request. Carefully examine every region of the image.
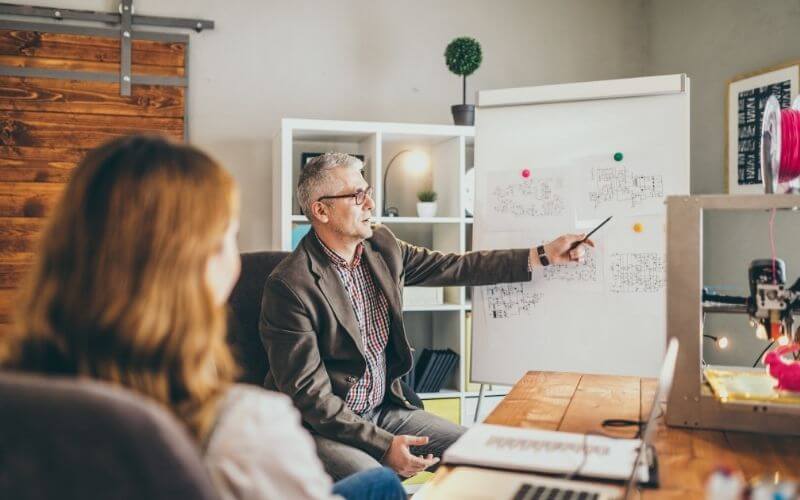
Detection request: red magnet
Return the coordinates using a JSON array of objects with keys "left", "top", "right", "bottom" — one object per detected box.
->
[{"left": 521, "top": 169, "right": 531, "bottom": 178}]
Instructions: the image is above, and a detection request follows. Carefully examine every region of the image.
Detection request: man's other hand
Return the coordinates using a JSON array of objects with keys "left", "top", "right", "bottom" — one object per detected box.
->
[{"left": 382, "top": 435, "right": 440, "bottom": 477}]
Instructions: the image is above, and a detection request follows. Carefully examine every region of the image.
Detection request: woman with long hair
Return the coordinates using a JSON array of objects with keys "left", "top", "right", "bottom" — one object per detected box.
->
[{"left": 0, "top": 135, "right": 403, "bottom": 500}]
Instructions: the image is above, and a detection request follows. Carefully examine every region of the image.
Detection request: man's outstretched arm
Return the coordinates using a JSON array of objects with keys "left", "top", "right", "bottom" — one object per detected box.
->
[{"left": 396, "top": 232, "right": 591, "bottom": 287}]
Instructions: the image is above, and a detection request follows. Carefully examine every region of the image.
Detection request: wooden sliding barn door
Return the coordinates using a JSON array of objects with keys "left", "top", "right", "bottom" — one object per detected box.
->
[{"left": 0, "top": 21, "right": 187, "bottom": 332}]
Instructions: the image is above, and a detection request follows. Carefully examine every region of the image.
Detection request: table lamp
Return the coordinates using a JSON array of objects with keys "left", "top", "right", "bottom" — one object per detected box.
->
[{"left": 382, "top": 149, "right": 429, "bottom": 216}]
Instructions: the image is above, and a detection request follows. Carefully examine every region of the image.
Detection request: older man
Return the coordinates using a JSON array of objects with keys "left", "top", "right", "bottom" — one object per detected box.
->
[{"left": 260, "top": 152, "right": 591, "bottom": 480}]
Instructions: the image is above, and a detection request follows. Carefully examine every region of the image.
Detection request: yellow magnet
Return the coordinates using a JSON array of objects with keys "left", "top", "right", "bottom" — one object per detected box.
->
[{"left": 633, "top": 222, "right": 644, "bottom": 233}]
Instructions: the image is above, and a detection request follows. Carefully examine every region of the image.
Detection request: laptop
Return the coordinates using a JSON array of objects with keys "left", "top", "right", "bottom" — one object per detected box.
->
[{"left": 418, "top": 338, "right": 680, "bottom": 500}]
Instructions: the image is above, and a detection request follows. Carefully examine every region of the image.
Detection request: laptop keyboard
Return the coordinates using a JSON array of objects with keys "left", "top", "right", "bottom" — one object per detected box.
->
[{"left": 513, "top": 483, "right": 599, "bottom": 500}]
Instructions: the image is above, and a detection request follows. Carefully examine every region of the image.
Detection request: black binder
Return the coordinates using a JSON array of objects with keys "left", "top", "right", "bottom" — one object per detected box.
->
[{"left": 413, "top": 349, "right": 436, "bottom": 393}]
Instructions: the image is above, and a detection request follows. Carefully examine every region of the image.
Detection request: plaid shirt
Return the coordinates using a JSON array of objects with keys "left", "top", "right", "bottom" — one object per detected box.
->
[{"left": 317, "top": 235, "right": 390, "bottom": 415}]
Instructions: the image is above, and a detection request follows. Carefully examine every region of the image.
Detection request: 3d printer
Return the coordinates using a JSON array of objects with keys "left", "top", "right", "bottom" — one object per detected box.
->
[
  {"left": 703, "top": 259, "right": 800, "bottom": 343},
  {"left": 666, "top": 95, "right": 800, "bottom": 435}
]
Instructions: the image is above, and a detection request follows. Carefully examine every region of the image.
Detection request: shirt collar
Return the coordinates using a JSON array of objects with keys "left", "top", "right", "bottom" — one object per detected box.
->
[{"left": 315, "top": 232, "right": 363, "bottom": 268}]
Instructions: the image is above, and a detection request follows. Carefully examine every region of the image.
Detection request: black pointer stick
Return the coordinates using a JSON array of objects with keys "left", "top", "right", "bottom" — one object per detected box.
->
[{"left": 569, "top": 216, "right": 613, "bottom": 250}]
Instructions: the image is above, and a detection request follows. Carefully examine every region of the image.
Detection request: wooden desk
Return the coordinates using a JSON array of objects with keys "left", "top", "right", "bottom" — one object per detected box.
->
[{"left": 435, "top": 372, "right": 800, "bottom": 499}]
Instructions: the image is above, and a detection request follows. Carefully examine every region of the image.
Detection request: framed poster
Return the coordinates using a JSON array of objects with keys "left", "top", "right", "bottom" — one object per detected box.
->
[{"left": 727, "top": 62, "right": 800, "bottom": 193}]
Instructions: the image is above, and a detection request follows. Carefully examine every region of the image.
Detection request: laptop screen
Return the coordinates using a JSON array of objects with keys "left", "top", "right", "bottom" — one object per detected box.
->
[{"left": 623, "top": 337, "right": 679, "bottom": 499}]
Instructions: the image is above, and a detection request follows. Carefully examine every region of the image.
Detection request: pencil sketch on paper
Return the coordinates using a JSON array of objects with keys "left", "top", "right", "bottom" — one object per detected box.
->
[
  {"left": 608, "top": 252, "right": 665, "bottom": 293},
  {"left": 588, "top": 166, "right": 663, "bottom": 209},
  {"left": 490, "top": 175, "right": 568, "bottom": 218},
  {"left": 484, "top": 283, "right": 543, "bottom": 319}
]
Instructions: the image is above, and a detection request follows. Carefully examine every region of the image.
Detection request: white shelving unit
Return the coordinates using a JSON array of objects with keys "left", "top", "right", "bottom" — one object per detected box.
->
[{"left": 272, "top": 118, "right": 507, "bottom": 425}]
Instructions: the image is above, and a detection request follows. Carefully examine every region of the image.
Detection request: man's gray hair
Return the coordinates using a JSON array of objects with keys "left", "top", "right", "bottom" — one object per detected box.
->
[{"left": 297, "top": 152, "right": 364, "bottom": 216}]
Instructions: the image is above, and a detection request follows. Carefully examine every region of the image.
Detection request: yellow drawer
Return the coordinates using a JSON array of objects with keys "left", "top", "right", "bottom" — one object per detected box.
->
[{"left": 423, "top": 397, "right": 461, "bottom": 425}]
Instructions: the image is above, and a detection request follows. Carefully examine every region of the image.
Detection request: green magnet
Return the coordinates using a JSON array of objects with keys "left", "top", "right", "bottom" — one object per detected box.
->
[{"left": 613, "top": 152, "right": 624, "bottom": 162}]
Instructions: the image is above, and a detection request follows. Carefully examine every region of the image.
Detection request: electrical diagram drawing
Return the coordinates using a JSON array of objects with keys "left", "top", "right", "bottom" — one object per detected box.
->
[
  {"left": 543, "top": 251, "right": 602, "bottom": 283},
  {"left": 485, "top": 284, "right": 543, "bottom": 319},
  {"left": 491, "top": 176, "right": 567, "bottom": 218},
  {"left": 608, "top": 252, "right": 665, "bottom": 293},
  {"left": 588, "top": 166, "right": 663, "bottom": 209}
]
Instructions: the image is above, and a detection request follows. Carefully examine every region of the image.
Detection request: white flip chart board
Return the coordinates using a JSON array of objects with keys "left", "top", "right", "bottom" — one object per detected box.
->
[{"left": 471, "top": 74, "right": 690, "bottom": 384}]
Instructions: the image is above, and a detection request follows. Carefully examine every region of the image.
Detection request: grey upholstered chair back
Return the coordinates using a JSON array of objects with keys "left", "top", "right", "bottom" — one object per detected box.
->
[
  {"left": 227, "top": 251, "right": 290, "bottom": 386},
  {"left": 0, "top": 371, "right": 219, "bottom": 500}
]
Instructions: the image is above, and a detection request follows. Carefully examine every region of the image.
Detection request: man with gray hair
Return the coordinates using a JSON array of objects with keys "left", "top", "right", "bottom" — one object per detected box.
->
[{"left": 260, "top": 152, "right": 592, "bottom": 480}]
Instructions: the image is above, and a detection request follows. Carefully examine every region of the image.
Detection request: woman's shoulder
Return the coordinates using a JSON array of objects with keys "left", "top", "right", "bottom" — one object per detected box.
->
[
  {"left": 217, "top": 384, "right": 298, "bottom": 424},
  {"left": 205, "top": 384, "right": 306, "bottom": 457},
  {"left": 204, "top": 386, "right": 337, "bottom": 500}
]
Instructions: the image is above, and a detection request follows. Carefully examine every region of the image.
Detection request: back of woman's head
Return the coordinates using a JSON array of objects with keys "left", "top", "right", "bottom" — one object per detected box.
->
[{"left": 2, "top": 134, "right": 238, "bottom": 441}]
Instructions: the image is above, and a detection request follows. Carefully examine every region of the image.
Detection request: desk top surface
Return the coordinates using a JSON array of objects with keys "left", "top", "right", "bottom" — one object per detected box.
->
[{"left": 456, "top": 371, "right": 800, "bottom": 499}]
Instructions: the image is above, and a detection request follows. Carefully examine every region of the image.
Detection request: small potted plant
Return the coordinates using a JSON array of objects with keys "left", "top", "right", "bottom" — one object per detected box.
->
[
  {"left": 416, "top": 190, "right": 438, "bottom": 218},
  {"left": 444, "top": 36, "right": 482, "bottom": 126}
]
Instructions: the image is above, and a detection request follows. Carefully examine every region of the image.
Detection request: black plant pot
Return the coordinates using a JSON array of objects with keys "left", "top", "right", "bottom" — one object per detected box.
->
[{"left": 451, "top": 104, "right": 475, "bottom": 126}]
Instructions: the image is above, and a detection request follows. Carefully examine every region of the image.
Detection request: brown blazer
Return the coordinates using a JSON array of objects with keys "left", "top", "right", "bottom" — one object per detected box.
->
[{"left": 259, "top": 225, "right": 531, "bottom": 460}]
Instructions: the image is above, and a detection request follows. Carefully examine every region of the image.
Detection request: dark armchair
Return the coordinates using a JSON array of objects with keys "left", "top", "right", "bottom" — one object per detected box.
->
[
  {"left": 227, "top": 251, "right": 423, "bottom": 408},
  {"left": 227, "top": 251, "right": 291, "bottom": 386},
  {"left": 0, "top": 371, "right": 219, "bottom": 500}
]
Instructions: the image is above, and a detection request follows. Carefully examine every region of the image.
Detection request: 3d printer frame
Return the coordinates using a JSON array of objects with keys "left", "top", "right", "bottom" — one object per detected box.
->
[{"left": 666, "top": 194, "right": 800, "bottom": 435}]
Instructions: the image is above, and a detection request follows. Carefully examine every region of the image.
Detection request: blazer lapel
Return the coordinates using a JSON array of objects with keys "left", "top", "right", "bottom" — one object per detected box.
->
[
  {"left": 362, "top": 241, "right": 403, "bottom": 323},
  {"left": 304, "top": 234, "right": 365, "bottom": 356}
]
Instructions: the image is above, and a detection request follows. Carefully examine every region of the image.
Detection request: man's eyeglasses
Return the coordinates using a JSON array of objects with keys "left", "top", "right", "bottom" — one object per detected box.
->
[{"left": 317, "top": 186, "right": 373, "bottom": 206}]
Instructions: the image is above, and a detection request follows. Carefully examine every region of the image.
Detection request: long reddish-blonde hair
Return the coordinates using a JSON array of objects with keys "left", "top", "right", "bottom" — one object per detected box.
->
[{"left": 1, "top": 135, "right": 238, "bottom": 442}]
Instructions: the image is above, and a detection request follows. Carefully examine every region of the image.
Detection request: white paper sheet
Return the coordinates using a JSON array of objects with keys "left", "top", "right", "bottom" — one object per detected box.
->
[
  {"left": 577, "top": 162, "right": 665, "bottom": 219},
  {"left": 603, "top": 215, "right": 665, "bottom": 297},
  {"left": 484, "top": 167, "right": 573, "bottom": 232},
  {"left": 538, "top": 243, "right": 605, "bottom": 293},
  {"left": 481, "top": 282, "right": 546, "bottom": 320}
]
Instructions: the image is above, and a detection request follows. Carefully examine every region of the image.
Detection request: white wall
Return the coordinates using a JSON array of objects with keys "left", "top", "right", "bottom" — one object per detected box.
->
[
  {"left": 11, "top": 0, "right": 649, "bottom": 250},
  {"left": 645, "top": 0, "right": 800, "bottom": 195}
]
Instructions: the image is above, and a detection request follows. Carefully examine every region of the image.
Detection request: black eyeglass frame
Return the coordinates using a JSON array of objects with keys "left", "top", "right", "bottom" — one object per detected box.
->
[{"left": 316, "top": 186, "right": 374, "bottom": 205}]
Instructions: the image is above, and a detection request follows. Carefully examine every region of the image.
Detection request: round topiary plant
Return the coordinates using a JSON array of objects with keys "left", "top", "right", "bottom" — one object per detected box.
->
[{"left": 444, "top": 37, "right": 483, "bottom": 105}]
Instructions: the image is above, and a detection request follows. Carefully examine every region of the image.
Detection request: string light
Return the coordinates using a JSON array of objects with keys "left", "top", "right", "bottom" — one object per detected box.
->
[{"left": 704, "top": 334, "right": 730, "bottom": 350}]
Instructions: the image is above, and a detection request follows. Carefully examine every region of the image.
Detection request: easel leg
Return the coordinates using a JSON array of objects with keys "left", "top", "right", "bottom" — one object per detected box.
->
[{"left": 474, "top": 383, "right": 486, "bottom": 423}]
